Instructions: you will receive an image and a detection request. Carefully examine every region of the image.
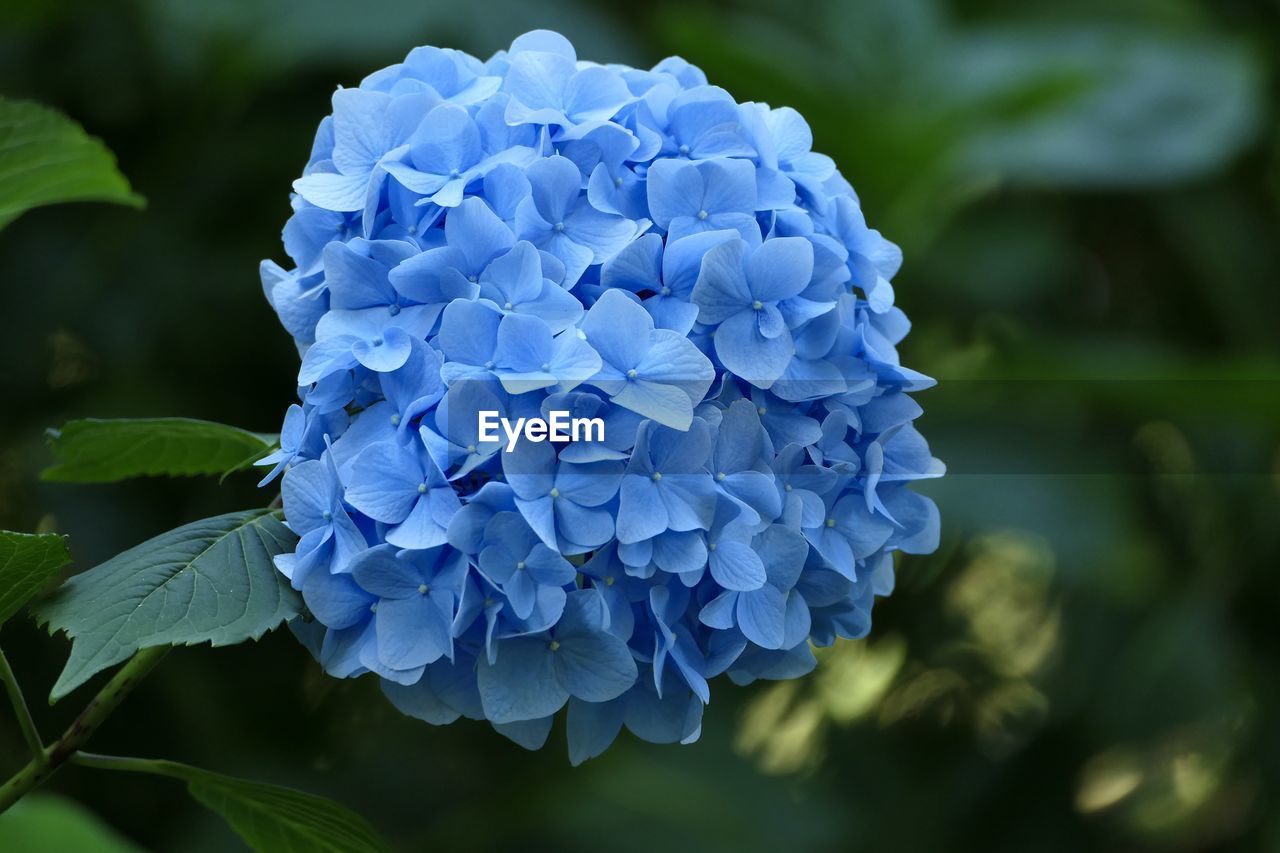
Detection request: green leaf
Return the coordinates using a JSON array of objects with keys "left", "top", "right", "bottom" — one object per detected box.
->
[
  {"left": 178, "top": 765, "right": 390, "bottom": 853},
  {"left": 0, "top": 794, "right": 143, "bottom": 853},
  {"left": 0, "top": 530, "right": 71, "bottom": 626},
  {"left": 42, "top": 418, "right": 278, "bottom": 483},
  {"left": 34, "top": 509, "right": 299, "bottom": 700},
  {"left": 0, "top": 97, "right": 144, "bottom": 230},
  {"left": 954, "top": 29, "right": 1263, "bottom": 187}
]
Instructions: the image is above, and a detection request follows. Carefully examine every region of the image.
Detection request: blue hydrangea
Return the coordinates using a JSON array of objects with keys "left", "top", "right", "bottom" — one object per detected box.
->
[{"left": 260, "top": 29, "right": 942, "bottom": 763}]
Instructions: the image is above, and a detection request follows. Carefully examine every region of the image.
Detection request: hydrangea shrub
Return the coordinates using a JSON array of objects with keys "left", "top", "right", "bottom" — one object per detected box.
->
[{"left": 261, "top": 29, "right": 942, "bottom": 762}]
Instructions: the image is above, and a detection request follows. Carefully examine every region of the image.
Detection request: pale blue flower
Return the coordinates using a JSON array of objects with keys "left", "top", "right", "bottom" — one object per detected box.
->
[
  {"left": 646, "top": 157, "right": 760, "bottom": 243},
  {"left": 601, "top": 230, "right": 738, "bottom": 334},
  {"left": 476, "top": 589, "right": 637, "bottom": 723},
  {"left": 386, "top": 104, "right": 537, "bottom": 209},
  {"left": 803, "top": 482, "right": 895, "bottom": 581},
  {"left": 350, "top": 544, "right": 467, "bottom": 670},
  {"left": 515, "top": 155, "right": 638, "bottom": 286},
  {"left": 699, "top": 525, "right": 810, "bottom": 650},
  {"left": 616, "top": 418, "right": 716, "bottom": 544},
  {"left": 581, "top": 290, "right": 714, "bottom": 430},
  {"left": 501, "top": 31, "right": 634, "bottom": 128},
  {"left": 691, "top": 236, "right": 823, "bottom": 387},
  {"left": 418, "top": 382, "right": 508, "bottom": 480},
  {"left": 659, "top": 85, "right": 755, "bottom": 160},
  {"left": 503, "top": 438, "right": 623, "bottom": 553},
  {"left": 292, "top": 88, "right": 434, "bottom": 224},
  {"left": 255, "top": 403, "right": 349, "bottom": 486},
  {"left": 263, "top": 28, "right": 941, "bottom": 763},
  {"left": 344, "top": 439, "right": 460, "bottom": 549},
  {"left": 478, "top": 511, "right": 576, "bottom": 619},
  {"left": 277, "top": 453, "right": 366, "bottom": 588},
  {"left": 707, "top": 399, "right": 781, "bottom": 526}
]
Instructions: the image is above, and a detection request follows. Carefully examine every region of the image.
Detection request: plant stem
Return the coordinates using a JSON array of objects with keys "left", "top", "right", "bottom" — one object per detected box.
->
[
  {"left": 0, "top": 645, "right": 168, "bottom": 814},
  {"left": 70, "top": 751, "right": 191, "bottom": 781},
  {"left": 0, "top": 645, "right": 44, "bottom": 761}
]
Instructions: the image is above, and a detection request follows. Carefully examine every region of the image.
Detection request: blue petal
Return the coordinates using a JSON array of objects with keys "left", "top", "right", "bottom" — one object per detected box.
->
[
  {"left": 633, "top": 332, "right": 715, "bottom": 407},
  {"left": 493, "top": 312, "right": 554, "bottom": 373},
  {"left": 293, "top": 171, "right": 369, "bottom": 212},
  {"left": 646, "top": 418, "right": 712, "bottom": 473},
  {"left": 302, "top": 567, "right": 374, "bottom": 629},
  {"left": 382, "top": 675, "right": 462, "bottom": 725},
  {"left": 330, "top": 88, "right": 393, "bottom": 173},
  {"left": 644, "top": 158, "right": 699, "bottom": 230},
  {"left": 386, "top": 491, "right": 454, "bottom": 549},
  {"left": 746, "top": 236, "right": 813, "bottom": 302},
  {"left": 438, "top": 300, "right": 502, "bottom": 367},
  {"left": 832, "top": 493, "right": 895, "bottom": 559},
  {"left": 514, "top": 495, "right": 558, "bottom": 549},
  {"left": 713, "top": 310, "right": 793, "bottom": 387},
  {"left": 657, "top": 476, "right": 717, "bottom": 532},
  {"left": 782, "top": 590, "right": 811, "bottom": 649},
  {"left": 712, "top": 399, "right": 766, "bottom": 472},
  {"left": 580, "top": 289, "right": 651, "bottom": 372},
  {"left": 698, "top": 590, "right": 737, "bottom": 630},
  {"left": 446, "top": 196, "right": 515, "bottom": 271},
  {"left": 555, "top": 460, "right": 623, "bottom": 506},
  {"left": 756, "top": 524, "right": 810, "bottom": 591},
  {"left": 376, "top": 593, "right": 453, "bottom": 668},
  {"left": 407, "top": 103, "right": 480, "bottom": 176},
  {"left": 709, "top": 540, "right": 766, "bottom": 591},
  {"left": 510, "top": 29, "right": 577, "bottom": 60},
  {"left": 525, "top": 155, "right": 582, "bottom": 225},
  {"left": 504, "top": 50, "right": 575, "bottom": 114},
  {"left": 563, "top": 66, "right": 633, "bottom": 122},
  {"left": 349, "top": 545, "right": 418, "bottom": 598},
  {"left": 553, "top": 627, "right": 638, "bottom": 702},
  {"left": 696, "top": 158, "right": 757, "bottom": 216},
  {"left": 601, "top": 232, "right": 662, "bottom": 293},
  {"left": 623, "top": 678, "right": 704, "bottom": 744},
  {"left": 345, "top": 441, "right": 421, "bottom": 522},
  {"left": 737, "top": 584, "right": 787, "bottom": 649},
  {"left": 297, "top": 336, "right": 358, "bottom": 385},
  {"left": 652, "top": 530, "right": 707, "bottom": 575},
  {"left": 690, "top": 239, "right": 751, "bottom": 325},
  {"left": 566, "top": 697, "right": 625, "bottom": 765},
  {"left": 616, "top": 475, "right": 669, "bottom": 543},
  {"left": 554, "top": 500, "right": 615, "bottom": 550},
  {"left": 564, "top": 201, "right": 634, "bottom": 260},
  {"left": 477, "top": 636, "right": 567, "bottom": 724},
  {"left": 352, "top": 325, "right": 413, "bottom": 373},
  {"left": 493, "top": 715, "right": 555, "bottom": 750}
]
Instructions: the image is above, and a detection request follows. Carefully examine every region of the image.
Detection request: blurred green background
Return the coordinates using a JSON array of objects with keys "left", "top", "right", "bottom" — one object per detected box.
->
[{"left": 1, "top": 0, "right": 1278, "bottom": 850}]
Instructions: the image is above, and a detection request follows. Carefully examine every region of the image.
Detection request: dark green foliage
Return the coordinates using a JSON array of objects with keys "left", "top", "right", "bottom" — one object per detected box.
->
[
  {"left": 0, "top": 98, "right": 143, "bottom": 230},
  {"left": 35, "top": 510, "right": 299, "bottom": 700},
  {"left": 0, "top": 531, "right": 70, "bottom": 626},
  {"left": 43, "top": 419, "right": 276, "bottom": 483}
]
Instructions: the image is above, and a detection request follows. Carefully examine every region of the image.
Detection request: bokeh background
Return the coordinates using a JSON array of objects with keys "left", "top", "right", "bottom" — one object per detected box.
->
[{"left": 2, "top": 0, "right": 1279, "bottom": 850}]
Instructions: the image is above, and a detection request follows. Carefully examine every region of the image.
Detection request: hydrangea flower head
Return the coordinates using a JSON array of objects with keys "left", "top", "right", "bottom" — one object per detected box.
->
[{"left": 261, "top": 30, "right": 942, "bottom": 763}]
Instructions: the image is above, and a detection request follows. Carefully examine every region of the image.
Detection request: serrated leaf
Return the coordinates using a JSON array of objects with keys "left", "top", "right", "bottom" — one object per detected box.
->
[
  {"left": 176, "top": 766, "right": 390, "bottom": 853},
  {"left": 34, "top": 510, "right": 300, "bottom": 700},
  {"left": 42, "top": 418, "right": 278, "bottom": 483},
  {"left": 0, "top": 97, "right": 144, "bottom": 230},
  {"left": 0, "top": 530, "right": 72, "bottom": 626}
]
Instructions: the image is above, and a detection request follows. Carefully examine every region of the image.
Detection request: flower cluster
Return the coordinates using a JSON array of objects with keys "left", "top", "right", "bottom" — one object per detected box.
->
[{"left": 260, "top": 30, "right": 942, "bottom": 762}]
